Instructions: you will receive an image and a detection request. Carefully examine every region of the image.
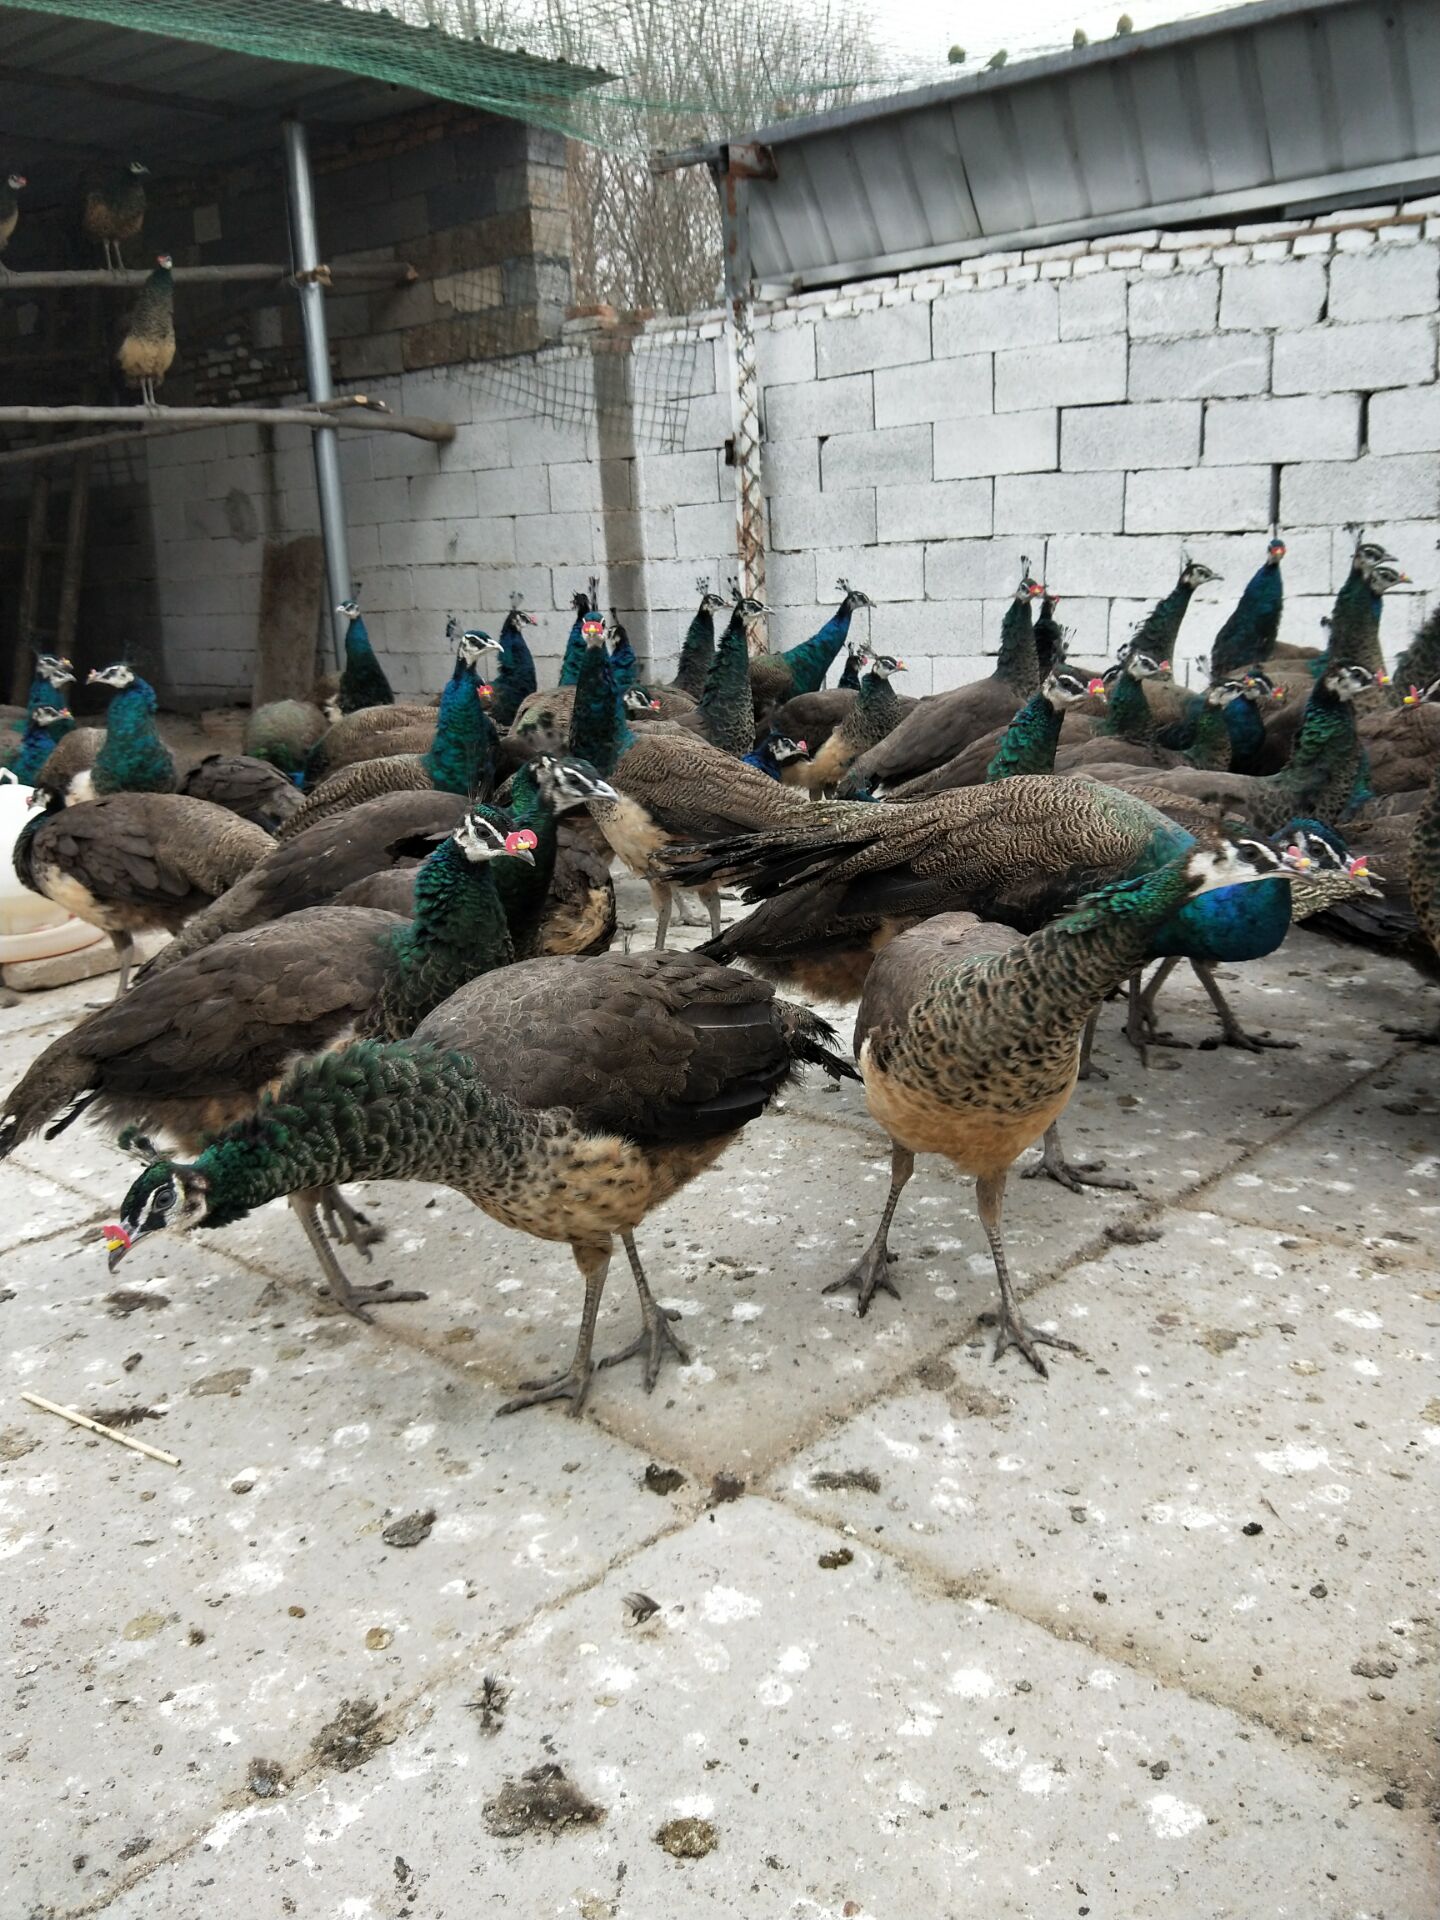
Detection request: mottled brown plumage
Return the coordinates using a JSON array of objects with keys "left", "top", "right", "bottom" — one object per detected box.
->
[
  {"left": 31, "top": 725, "right": 103, "bottom": 806},
  {"left": 181, "top": 753, "right": 303, "bottom": 833},
  {"left": 117, "top": 255, "right": 174, "bottom": 405},
  {"left": 245, "top": 699, "right": 329, "bottom": 779},
  {"left": 82, "top": 159, "right": 147, "bottom": 267},
  {"left": 137, "top": 790, "right": 468, "bottom": 979},
  {"left": 794, "top": 656, "right": 907, "bottom": 795},
  {"left": 306, "top": 703, "right": 436, "bottom": 781},
  {"left": 15, "top": 793, "right": 271, "bottom": 991}
]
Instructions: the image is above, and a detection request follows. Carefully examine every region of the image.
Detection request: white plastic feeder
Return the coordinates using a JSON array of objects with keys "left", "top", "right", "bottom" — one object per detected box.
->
[{"left": 0, "top": 770, "right": 106, "bottom": 966}]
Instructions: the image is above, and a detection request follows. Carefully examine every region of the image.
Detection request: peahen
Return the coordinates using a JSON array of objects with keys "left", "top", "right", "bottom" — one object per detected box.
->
[
  {"left": 677, "top": 589, "right": 763, "bottom": 756},
  {"left": 8, "top": 652, "right": 74, "bottom": 742},
  {"left": 116, "top": 255, "right": 174, "bottom": 408},
  {"left": 179, "top": 753, "right": 305, "bottom": 834},
  {"left": 489, "top": 597, "right": 540, "bottom": 727},
  {"left": 8, "top": 813, "right": 538, "bottom": 1319},
  {"left": 837, "top": 838, "right": 1294, "bottom": 1369},
  {"left": 307, "top": 626, "right": 491, "bottom": 783},
  {"left": 85, "top": 664, "right": 177, "bottom": 799},
  {"left": 104, "top": 950, "right": 855, "bottom": 1415},
  {"left": 883, "top": 669, "right": 1102, "bottom": 800},
  {"left": 6, "top": 703, "right": 73, "bottom": 788},
  {"left": 741, "top": 733, "right": 810, "bottom": 781},
  {"left": 82, "top": 158, "right": 147, "bottom": 268},
  {"left": 278, "top": 634, "right": 499, "bottom": 841},
  {"left": 335, "top": 598, "right": 394, "bottom": 714},
  {"left": 749, "top": 578, "right": 873, "bottom": 715},
  {"left": 607, "top": 612, "right": 640, "bottom": 694},
  {"left": 558, "top": 579, "right": 600, "bottom": 688},
  {"left": 245, "top": 698, "right": 329, "bottom": 780},
  {"left": 1, "top": 171, "right": 26, "bottom": 261},
  {"left": 670, "top": 582, "right": 729, "bottom": 700},
  {"left": 840, "top": 567, "right": 1046, "bottom": 795},
  {"left": 1210, "top": 538, "right": 1286, "bottom": 678},
  {"left": 794, "top": 652, "right": 908, "bottom": 796}
]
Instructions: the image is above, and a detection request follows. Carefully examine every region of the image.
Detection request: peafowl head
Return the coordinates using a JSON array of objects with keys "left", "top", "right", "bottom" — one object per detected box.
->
[
  {"left": 87, "top": 662, "right": 136, "bottom": 690},
  {"left": 6, "top": 173, "right": 26, "bottom": 191},
  {"left": 456, "top": 629, "right": 498, "bottom": 672},
  {"left": 1265, "top": 538, "right": 1287, "bottom": 564},
  {"left": 1183, "top": 837, "right": 1290, "bottom": 898},
  {"left": 696, "top": 581, "right": 728, "bottom": 613},
  {"left": 31, "top": 705, "right": 71, "bottom": 729},
  {"left": 572, "top": 585, "right": 594, "bottom": 615},
  {"left": 506, "top": 594, "right": 538, "bottom": 627},
  {"left": 1043, "top": 669, "right": 1104, "bottom": 709},
  {"left": 622, "top": 688, "right": 662, "bottom": 717},
  {"left": 1323, "top": 663, "right": 1380, "bottom": 703},
  {"left": 336, "top": 597, "right": 361, "bottom": 618},
  {"left": 128, "top": 160, "right": 150, "bottom": 176},
  {"left": 155, "top": 252, "right": 172, "bottom": 271},
  {"left": 1401, "top": 677, "right": 1440, "bottom": 708},
  {"left": 1012, "top": 565, "right": 1045, "bottom": 601},
  {"left": 1204, "top": 677, "right": 1248, "bottom": 708},
  {"left": 451, "top": 812, "right": 537, "bottom": 867},
  {"left": 836, "top": 576, "right": 873, "bottom": 611},
  {"left": 1351, "top": 538, "right": 1396, "bottom": 570},
  {"left": 533, "top": 755, "right": 619, "bottom": 815},
  {"left": 866, "top": 654, "right": 905, "bottom": 680},
  {"left": 35, "top": 653, "right": 74, "bottom": 687},
  {"left": 1364, "top": 561, "right": 1409, "bottom": 596},
  {"left": 105, "top": 1161, "right": 210, "bottom": 1269},
  {"left": 767, "top": 734, "right": 809, "bottom": 766},
  {"left": 1121, "top": 649, "right": 1167, "bottom": 681},
  {"left": 581, "top": 614, "right": 607, "bottom": 649},
  {"left": 1179, "top": 559, "right": 1221, "bottom": 589},
  {"left": 1242, "top": 671, "right": 1284, "bottom": 705}
]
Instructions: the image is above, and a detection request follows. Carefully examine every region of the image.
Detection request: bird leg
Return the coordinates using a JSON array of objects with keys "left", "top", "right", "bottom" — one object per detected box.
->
[
  {"left": 1077, "top": 1008, "right": 1106, "bottom": 1081},
  {"left": 1022, "top": 1120, "right": 1136, "bottom": 1193},
  {"left": 1381, "top": 1021, "right": 1440, "bottom": 1045},
  {"left": 975, "top": 1171, "right": 1082, "bottom": 1379},
  {"left": 672, "top": 891, "right": 709, "bottom": 928},
  {"left": 1125, "top": 961, "right": 1187, "bottom": 1058},
  {"left": 497, "top": 1239, "right": 609, "bottom": 1417},
  {"left": 824, "top": 1143, "right": 913, "bottom": 1314},
  {"left": 318, "top": 1183, "right": 387, "bottom": 1257},
  {"left": 597, "top": 1230, "right": 691, "bottom": 1390},
  {"left": 649, "top": 882, "right": 673, "bottom": 952},
  {"left": 705, "top": 889, "right": 724, "bottom": 941},
  {"left": 110, "top": 931, "right": 135, "bottom": 998},
  {"left": 1191, "top": 962, "right": 1298, "bottom": 1052},
  {"left": 289, "top": 1191, "right": 425, "bottom": 1323}
]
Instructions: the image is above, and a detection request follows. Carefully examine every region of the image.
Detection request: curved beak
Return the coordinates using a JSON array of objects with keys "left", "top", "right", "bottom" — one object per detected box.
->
[{"left": 592, "top": 779, "right": 620, "bottom": 800}]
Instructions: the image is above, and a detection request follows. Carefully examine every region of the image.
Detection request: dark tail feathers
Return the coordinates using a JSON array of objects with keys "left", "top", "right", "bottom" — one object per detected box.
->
[{"left": 777, "top": 1001, "right": 860, "bottom": 1081}]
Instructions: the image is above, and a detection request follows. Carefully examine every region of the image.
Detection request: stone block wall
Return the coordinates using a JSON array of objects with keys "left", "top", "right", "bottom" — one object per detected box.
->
[{"left": 113, "top": 192, "right": 1440, "bottom": 705}]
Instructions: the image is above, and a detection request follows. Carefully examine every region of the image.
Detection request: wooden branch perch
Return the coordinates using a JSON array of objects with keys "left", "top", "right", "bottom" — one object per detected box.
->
[
  {"left": 0, "top": 262, "right": 418, "bottom": 290},
  {"left": 0, "top": 402, "right": 455, "bottom": 468}
]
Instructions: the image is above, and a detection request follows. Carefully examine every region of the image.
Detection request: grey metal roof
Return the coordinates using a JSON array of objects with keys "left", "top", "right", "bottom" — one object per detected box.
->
[
  {"left": 663, "top": 0, "right": 1440, "bottom": 292},
  {"left": 0, "top": 0, "right": 604, "bottom": 193}
]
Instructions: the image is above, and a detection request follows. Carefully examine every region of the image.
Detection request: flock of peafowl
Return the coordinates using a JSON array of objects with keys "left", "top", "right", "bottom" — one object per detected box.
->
[{"left": 2, "top": 532, "right": 1437, "bottom": 1416}]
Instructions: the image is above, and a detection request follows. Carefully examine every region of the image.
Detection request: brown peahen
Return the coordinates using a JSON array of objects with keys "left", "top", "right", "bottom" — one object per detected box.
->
[
  {"left": 793, "top": 652, "right": 908, "bottom": 796},
  {"left": 676, "top": 589, "right": 762, "bottom": 755},
  {"left": 888, "top": 668, "right": 1104, "bottom": 799},
  {"left": 180, "top": 753, "right": 305, "bottom": 833},
  {"left": 83, "top": 159, "right": 148, "bottom": 268},
  {"left": 749, "top": 579, "right": 874, "bottom": 717},
  {"left": 838, "top": 839, "right": 1293, "bottom": 1369},
  {"left": 5, "top": 813, "right": 538, "bottom": 1319},
  {"left": 1, "top": 171, "right": 25, "bottom": 262},
  {"left": 104, "top": 950, "right": 855, "bottom": 1415},
  {"left": 117, "top": 255, "right": 174, "bottom": 407}
]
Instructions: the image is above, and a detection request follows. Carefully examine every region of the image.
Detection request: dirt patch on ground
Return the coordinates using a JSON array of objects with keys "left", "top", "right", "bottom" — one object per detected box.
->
[
  {"left": 190, "top": 1368, "right": 252, "bottom": 1397},
  {"left": 382, "top": 1509, "right": 436, "bottom": 1549},
  {"left": 811, "top": 1467, "right": 881, "bottom": 1494},
  {"left": 310, "top": 1699, "right": 394, "bottom": 1774},
  {"left": 483, "top": 1764, "right": 605, "bottom": 1838},
  {"left": 655, "top": 1816, "right": 718, "bottom": 1858},
  {"left": 105, "top": 1289, "right": 170, "bottom": 1317}
]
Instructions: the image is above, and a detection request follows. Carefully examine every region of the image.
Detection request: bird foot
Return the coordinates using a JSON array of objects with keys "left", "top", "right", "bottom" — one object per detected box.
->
[
  {"left": 823, "top": 1240, "right": 900, "bottom": 1316},
  {"left": 320, "top": 1195, "right": 385, "bottom": 1257},
  {"left": 1023, "top": 1139, "right": 1136, "bottom": 1193},
  {"left": 1077, "top": 1058, "right": 1109, "bottom": 1082},
  {"left": 1197, "top": 1027, "right": 1298, "bottom": 1052},
  {"left": 982, "top": 1308, "right": 1083, "bottom": 1380},
  {"left": 496, "top": 1361, "right": 594, "bottom": 1418},
  {"left": 598, "top": 1304, "right": 691, "bottom": 1392},
  {"left": 321, "top": 1277, "right": 429, "bottom": 1324},
  {"left": 1380, "top": 1023, "right": 1440, "bottom": 1045}
]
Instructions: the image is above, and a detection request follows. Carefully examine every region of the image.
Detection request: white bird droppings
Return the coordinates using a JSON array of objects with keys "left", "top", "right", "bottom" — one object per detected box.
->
[
  {"left": 1147, "top": 1792, "right": 1207, "bottom": 1838},
  {"left": 1255, "top": 1443, "right": 1330, "bottom": 1474},
  {"left": 948, "top": 1668, "right": 995, "bottom": 1700},
  {"left": 701, "top": 1586, "right": 762, "bottom": 1625}
]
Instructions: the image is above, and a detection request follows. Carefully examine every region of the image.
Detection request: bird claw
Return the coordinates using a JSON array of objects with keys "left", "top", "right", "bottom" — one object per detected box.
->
[
  {"left": 497, "top": 1363, "right": 594, "bottom": 1418},
  {"left": 823, "top": 1242, "right": 900, "bottom": 1316},
  {"left": 1024, "top": 1136, "right": 1136, "bottom": 1194},
  {"left": 1199, "top": 1029, "right": 1298, "bottom": 1052},
  {"left": 985, "top": 1310, "right": 1083, "bottom": 1379},
  {"left": 598, "top": 1305, "right": 691, "bottom": 1391},
  {"left": 321, "top": 1279, "right": 428, "bottom": 1324},
  {"left": 1381, "top": 1023, "right": 1440, "bottom": 1045}
]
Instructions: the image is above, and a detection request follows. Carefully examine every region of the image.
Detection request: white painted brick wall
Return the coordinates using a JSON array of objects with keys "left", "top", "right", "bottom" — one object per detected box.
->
[{"left": 145, "top": 211, "right": 1440, "bottom": 705}]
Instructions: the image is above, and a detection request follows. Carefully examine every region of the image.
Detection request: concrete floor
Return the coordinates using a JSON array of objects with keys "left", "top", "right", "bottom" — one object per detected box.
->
[{"left": 1, "top": 875, "right": 1436, "bottom": 1919}]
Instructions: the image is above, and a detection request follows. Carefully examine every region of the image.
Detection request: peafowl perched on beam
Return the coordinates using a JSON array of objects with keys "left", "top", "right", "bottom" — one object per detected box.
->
[
  {"left": 749, "top": 578, "right": 873, "bottom": 715},
  {"left": 336, "top": 598, "right": 393, "bottom": 714}
]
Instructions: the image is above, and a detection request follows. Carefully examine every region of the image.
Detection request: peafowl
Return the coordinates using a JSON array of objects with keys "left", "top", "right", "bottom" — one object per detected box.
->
[
  {"left": 82, "top": 158, "right": 147, "bottom": 268},
  {"left": 983, "top": 672, "right": 1105, "bottom": 784},
  {"left": 104, "top": 951, "right": 854, "bottom": 1414},
  {"left": 6, "top": 704, "right": 73, "bottom": 787},
  {"left": 558, "top": 579, "right": 600, "bottom": 688},
  {"left": 1210, "top": 538, "right": 1286, "bottom": 678},
  {"left": 116, "top": 255, "right": 174, "bottom": 407},
  {"left": 749, "top": 578, "right": 873, "bottom": 715},
  {"left": 741, "top": 733, "right": 810, "bottom": 781},
  {"left": 1075, "top": 649, "right": 1167, "bottom": 750},
  {"left": 1393, "top": 602, "right": 1440, "bottom": 700},
  {"left": 838, "top": 645, "right": 866, "bottom": 691},
  {"left": 490, "top": 597, "right": 540, "bottom": 727},
  {"left": 85, "top": 664, "right": 177, "bottom": 799},
  {"left": 278, "top": 634, "right": 499, "bottom": 841},
  {"left": 839, "top": 567, "right": 1045, "bottom": 795},
  {"left": 1, "top": 171, "right": 26, "bottom": 262},
  {"left": 9, "top": 814, "right": 537, "bottom": 1319},
  {"left": 670, "top": 582, "right": 729, "bottom": 700},
  {"left": 246, "top": 698, "right": 329, "bottom": 780},
  {"left": 838, "top": 839, "right": 1293, "bottom": 1369},
  {"left": 678, "top": 590, "right": 762, "bottom": 755},
  {"left": 794, "top": 653, "right": 907, "bottom": 796},
  {"left": 9, "top": 653, "right": 74, "bottom": 741},
  {"left": 335, "top": 598, "right": 394, "bottom": 714},
  {"left": 607, "top": 612, "right": 640, "bottom": 693},
  {"left": 179, "top": 753, "right": 305, "bottom": 834}
]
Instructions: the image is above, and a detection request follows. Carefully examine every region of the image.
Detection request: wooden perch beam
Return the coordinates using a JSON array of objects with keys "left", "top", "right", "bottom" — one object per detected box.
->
[
  {"left": 0, "top": 403, "right": 454, "bottom": 469},
  {"left": 0, "top": 261, "right": 418, "bottom": 290}
]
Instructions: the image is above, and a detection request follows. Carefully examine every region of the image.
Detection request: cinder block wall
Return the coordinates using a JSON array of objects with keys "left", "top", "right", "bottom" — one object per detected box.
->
[{"left": 145, "top": 196, "right": 1440, "bottom": 704}]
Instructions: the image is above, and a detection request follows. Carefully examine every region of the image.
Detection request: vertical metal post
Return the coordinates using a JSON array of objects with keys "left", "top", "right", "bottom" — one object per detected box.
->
[
  {"left": 718, "top": 145, "right": 774, "bottom": 645},
  {"left": 12, "top": 470, "right": 51, "bottom": 702},
  {"left": 282, "top": 116, "right": 351, "bottom": 665},
  {"left": 55, "top": 451, "right": 93, "bottom": 664}
]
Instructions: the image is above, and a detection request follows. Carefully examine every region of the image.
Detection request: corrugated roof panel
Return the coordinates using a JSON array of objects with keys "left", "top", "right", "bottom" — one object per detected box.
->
[{"left": 681, "top": 0, "right": 1440, "bottom": 292}]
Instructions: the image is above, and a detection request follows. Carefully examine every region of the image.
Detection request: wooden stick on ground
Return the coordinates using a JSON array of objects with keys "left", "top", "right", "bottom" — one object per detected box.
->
[{"left": 21, "top": 1391, "right": 181, "bottom": 1467}]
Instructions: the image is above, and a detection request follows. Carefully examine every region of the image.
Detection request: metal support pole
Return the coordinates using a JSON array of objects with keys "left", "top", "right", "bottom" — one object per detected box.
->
[
  {"left": 282, "top": 116, "right": 351, "bottom": 665},
  {"left": 718, "top": 145, "right": 774, "bottom": 648}
]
